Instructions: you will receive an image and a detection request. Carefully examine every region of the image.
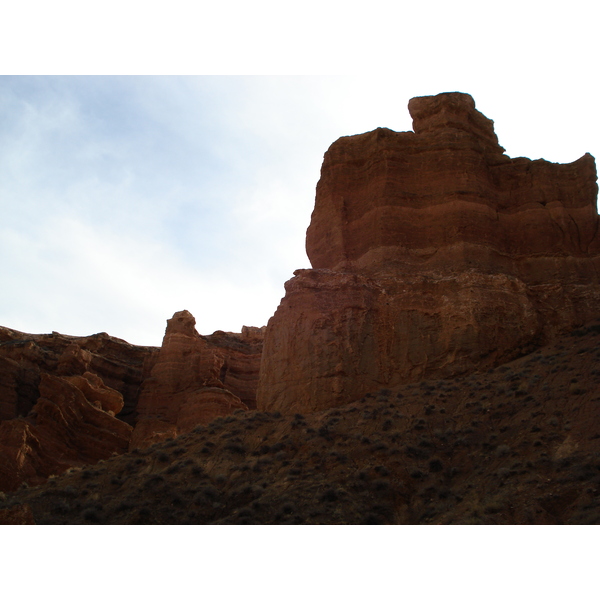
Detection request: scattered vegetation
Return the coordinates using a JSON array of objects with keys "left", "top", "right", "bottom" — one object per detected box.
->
[{"left": 3, "top": 321, "right": 600, "bottom": 524}]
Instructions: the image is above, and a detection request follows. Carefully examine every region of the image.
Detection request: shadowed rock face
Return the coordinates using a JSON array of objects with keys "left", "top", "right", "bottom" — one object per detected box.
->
[
  {"left": 0, "top": 373, "right": 132, "bottom": 492},
  {"left": 0, "top": 327, "right": 159, "bottom": 424},
  {"left": 0, "top": 327, "right": 157, "bottom": 491},
  {"left": 258, "top": 92, "right": 600, "bottom": 414}
]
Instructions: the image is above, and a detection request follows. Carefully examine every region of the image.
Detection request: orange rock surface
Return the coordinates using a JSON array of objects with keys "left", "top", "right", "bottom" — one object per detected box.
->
[
  {"left": 204, "top": 325, "right": 265, "bottom": 410},
  {"left": 0, "top": 373, "right": 132, "bottom": 492},
  {"left": 131, "top": 311, "right": 260, "bottom": 448},
  {"left": 0, "top": 326, "right": 159, "bottom": 425},
  {"left": 306, "top": 92, "right": 599, "bottom": 280},
  {"left": 258, "top": 92, "right": 600, "bottom": 414}
]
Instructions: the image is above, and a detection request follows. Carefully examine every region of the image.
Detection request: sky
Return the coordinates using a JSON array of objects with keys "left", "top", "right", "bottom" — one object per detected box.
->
[{"left": 1, "top": 2, "right": 598, "bottom": 349}]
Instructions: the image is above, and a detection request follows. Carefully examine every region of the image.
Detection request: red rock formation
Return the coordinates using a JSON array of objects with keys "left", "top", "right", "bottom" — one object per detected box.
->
[
  {"left": 0, "top": 326, "right": 159, "bottom": 425},
  {"left": 205, "top": 325, "right": 265, "bottom": 410},
  {"left": 0, "top": 315, "right": 263, "bottom": 472},
  {"left": 0, "top": 373, "right": 132, "bottom": 492},
  {"left": 258, "top": 92, "right": 600, "bottom": 414},
  {"left": 306, "top": 92, "right": 599, "bottom": 281},
  {"left": 64, "top": 372, "right": 124, "bottom": 415},
  {"left": 0, "top": 327, "right": 155, "bottom": 490},
  {"left": 0, "top": 355, "right": 22, "bottom": 422},
  {"left": 131, "top": 311, "right": 262, "bottom": 449}
]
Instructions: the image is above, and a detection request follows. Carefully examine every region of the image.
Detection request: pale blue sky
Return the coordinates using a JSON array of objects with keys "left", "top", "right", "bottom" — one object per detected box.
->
[{"left": 1, "top": 2, "right": 598, "bottom": 346}]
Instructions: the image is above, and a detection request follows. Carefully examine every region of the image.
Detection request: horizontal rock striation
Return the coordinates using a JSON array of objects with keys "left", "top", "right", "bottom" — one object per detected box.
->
[
  {"left": 0, "top": 326, "right": 159, "bottom": 425},
  {"left": 204, "top": 326, "right": 265, "bottom": 411},
  {"left": 0, "top": 317, "right": 264, "bottom": 483},
  {"left": 258, "top": 92, "right": 600, "bottom": 414},
  {"left": 131, "top": 311, "right": 263, "bottom": 449},
  {"left": 0, "top": 373, "right": 132, "bottom": 492},
  {"left": 0, "top": 327, "right": 159, "bottom": 490},
  {"left": 306, "top": 93, "right": 599, "bottom": 282}
]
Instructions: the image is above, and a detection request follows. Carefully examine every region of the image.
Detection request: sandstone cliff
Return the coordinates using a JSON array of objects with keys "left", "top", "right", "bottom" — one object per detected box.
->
[
  {"left": 306, "top": 92, "right": 599, "bottom": 280},
  {"left": 258, "top": 92, "right": 600, "bottom": 414},
  {"left": 0, "top": 318, "right": 264, "bottom": 487},
  {"left": 131, "top": 311, "right": 263, "bottom": 449},
  {"left": 0, "top": 372, "right": 132, "bottom": 492},
  {"left": 5, "top": 317, "right": 600, "bottom": 525},
  {"left": 0, "top": 326, "right": 159, "bottom": 425}
]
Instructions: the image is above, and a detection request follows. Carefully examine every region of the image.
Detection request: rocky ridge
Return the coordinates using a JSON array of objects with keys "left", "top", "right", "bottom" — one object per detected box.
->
[
  {"left": 0, "top": 326, "right": 158, "bottom": 425},
  {"left": 131, "top": 311, "right": 262, "bottom": 449}
]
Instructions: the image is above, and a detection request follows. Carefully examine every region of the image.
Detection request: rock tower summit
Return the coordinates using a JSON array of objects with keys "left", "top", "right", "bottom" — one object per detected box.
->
[
  {"left": 258, "top": 92, "right": 600, "bottom": 414},
  {"left": 306, "top": 91, "right": 599, "bottom": 280}
]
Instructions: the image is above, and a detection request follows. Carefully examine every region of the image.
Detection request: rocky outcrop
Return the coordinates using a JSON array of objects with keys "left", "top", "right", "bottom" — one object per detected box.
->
[
  {"left": 131, "top": 311, "right": 262, "bottom": 449},
  {"left": 0, "top": 316, "right": 264, "bottom": 482},
  {"left": 0, "top": 326, "right": 159, "bottom": 425},
  {"left": 0, "top": 373, "right": 132, "bottom": 492},
  {"left": 204, "top": 326, "right": 265, "bottom": 410},
  {"left": 64, "top": 372, "right": 124, "bottom": 415},
  {"left": 306, "top": 92, "right": 599, "bottom": 281},
  {"left": 0, "top": 327, "right": 157, "bottom": 491},
  {"left": 258, "top": 92, "right": 600, "bottom": 414}
]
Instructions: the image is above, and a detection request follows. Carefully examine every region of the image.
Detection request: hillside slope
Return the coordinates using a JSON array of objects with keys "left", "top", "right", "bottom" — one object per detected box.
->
[{"left": 3, "top": 318, "right": 599, "bottom": 525}]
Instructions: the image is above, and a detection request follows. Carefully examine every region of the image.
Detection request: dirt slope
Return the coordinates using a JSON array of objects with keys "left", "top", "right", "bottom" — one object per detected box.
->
[{"left": 2, "top": 318, "right": 599, "bottom": 525}]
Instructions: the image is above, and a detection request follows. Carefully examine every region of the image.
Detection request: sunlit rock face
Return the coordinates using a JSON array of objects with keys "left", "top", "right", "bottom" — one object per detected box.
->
[
  {"left": 131, "top": 311, "right": 263, "bottom": 449},
  {"left": 258, "top": 92, "right": 600, "bottom": 414}
]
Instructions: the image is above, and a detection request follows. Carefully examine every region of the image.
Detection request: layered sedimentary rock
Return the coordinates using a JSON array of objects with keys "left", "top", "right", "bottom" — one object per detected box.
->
[
  {"left": 0, "top": 373, "right": 132, "bottom": 492},
  {"left": 306, "top": 92, "right": 599, "bottom": 280},
  {"left": 0, "top": 326, "right": 159, "bottom": 425},
  {"left": 131, "top": 311, "right": 263, "bottom": 449},
  {"left": 204, "top": 326, "right": 265, "bottom": 410},
  {"left": 258, "top": 92, "right": 600, "bottom": 414},
  {"left": 0, "top": 316, "right": 264, "bottom": 480},
  {"left": 0, "top": 327, "right": 158, "bottom": 490}
]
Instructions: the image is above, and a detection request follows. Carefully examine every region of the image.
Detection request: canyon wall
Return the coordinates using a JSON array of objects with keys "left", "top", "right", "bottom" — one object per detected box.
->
[
  {"left": 131, "top": 311, "right": 264, "bottom": 449},
  {"left": 0, "top": 326, "right": 159, "bottom": 425},
  {"left": 257, "top": 92, "right": 600, "bottom": 414},
  {"left": 0, "top": 315, "right": 264, "bottom": 487}
]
